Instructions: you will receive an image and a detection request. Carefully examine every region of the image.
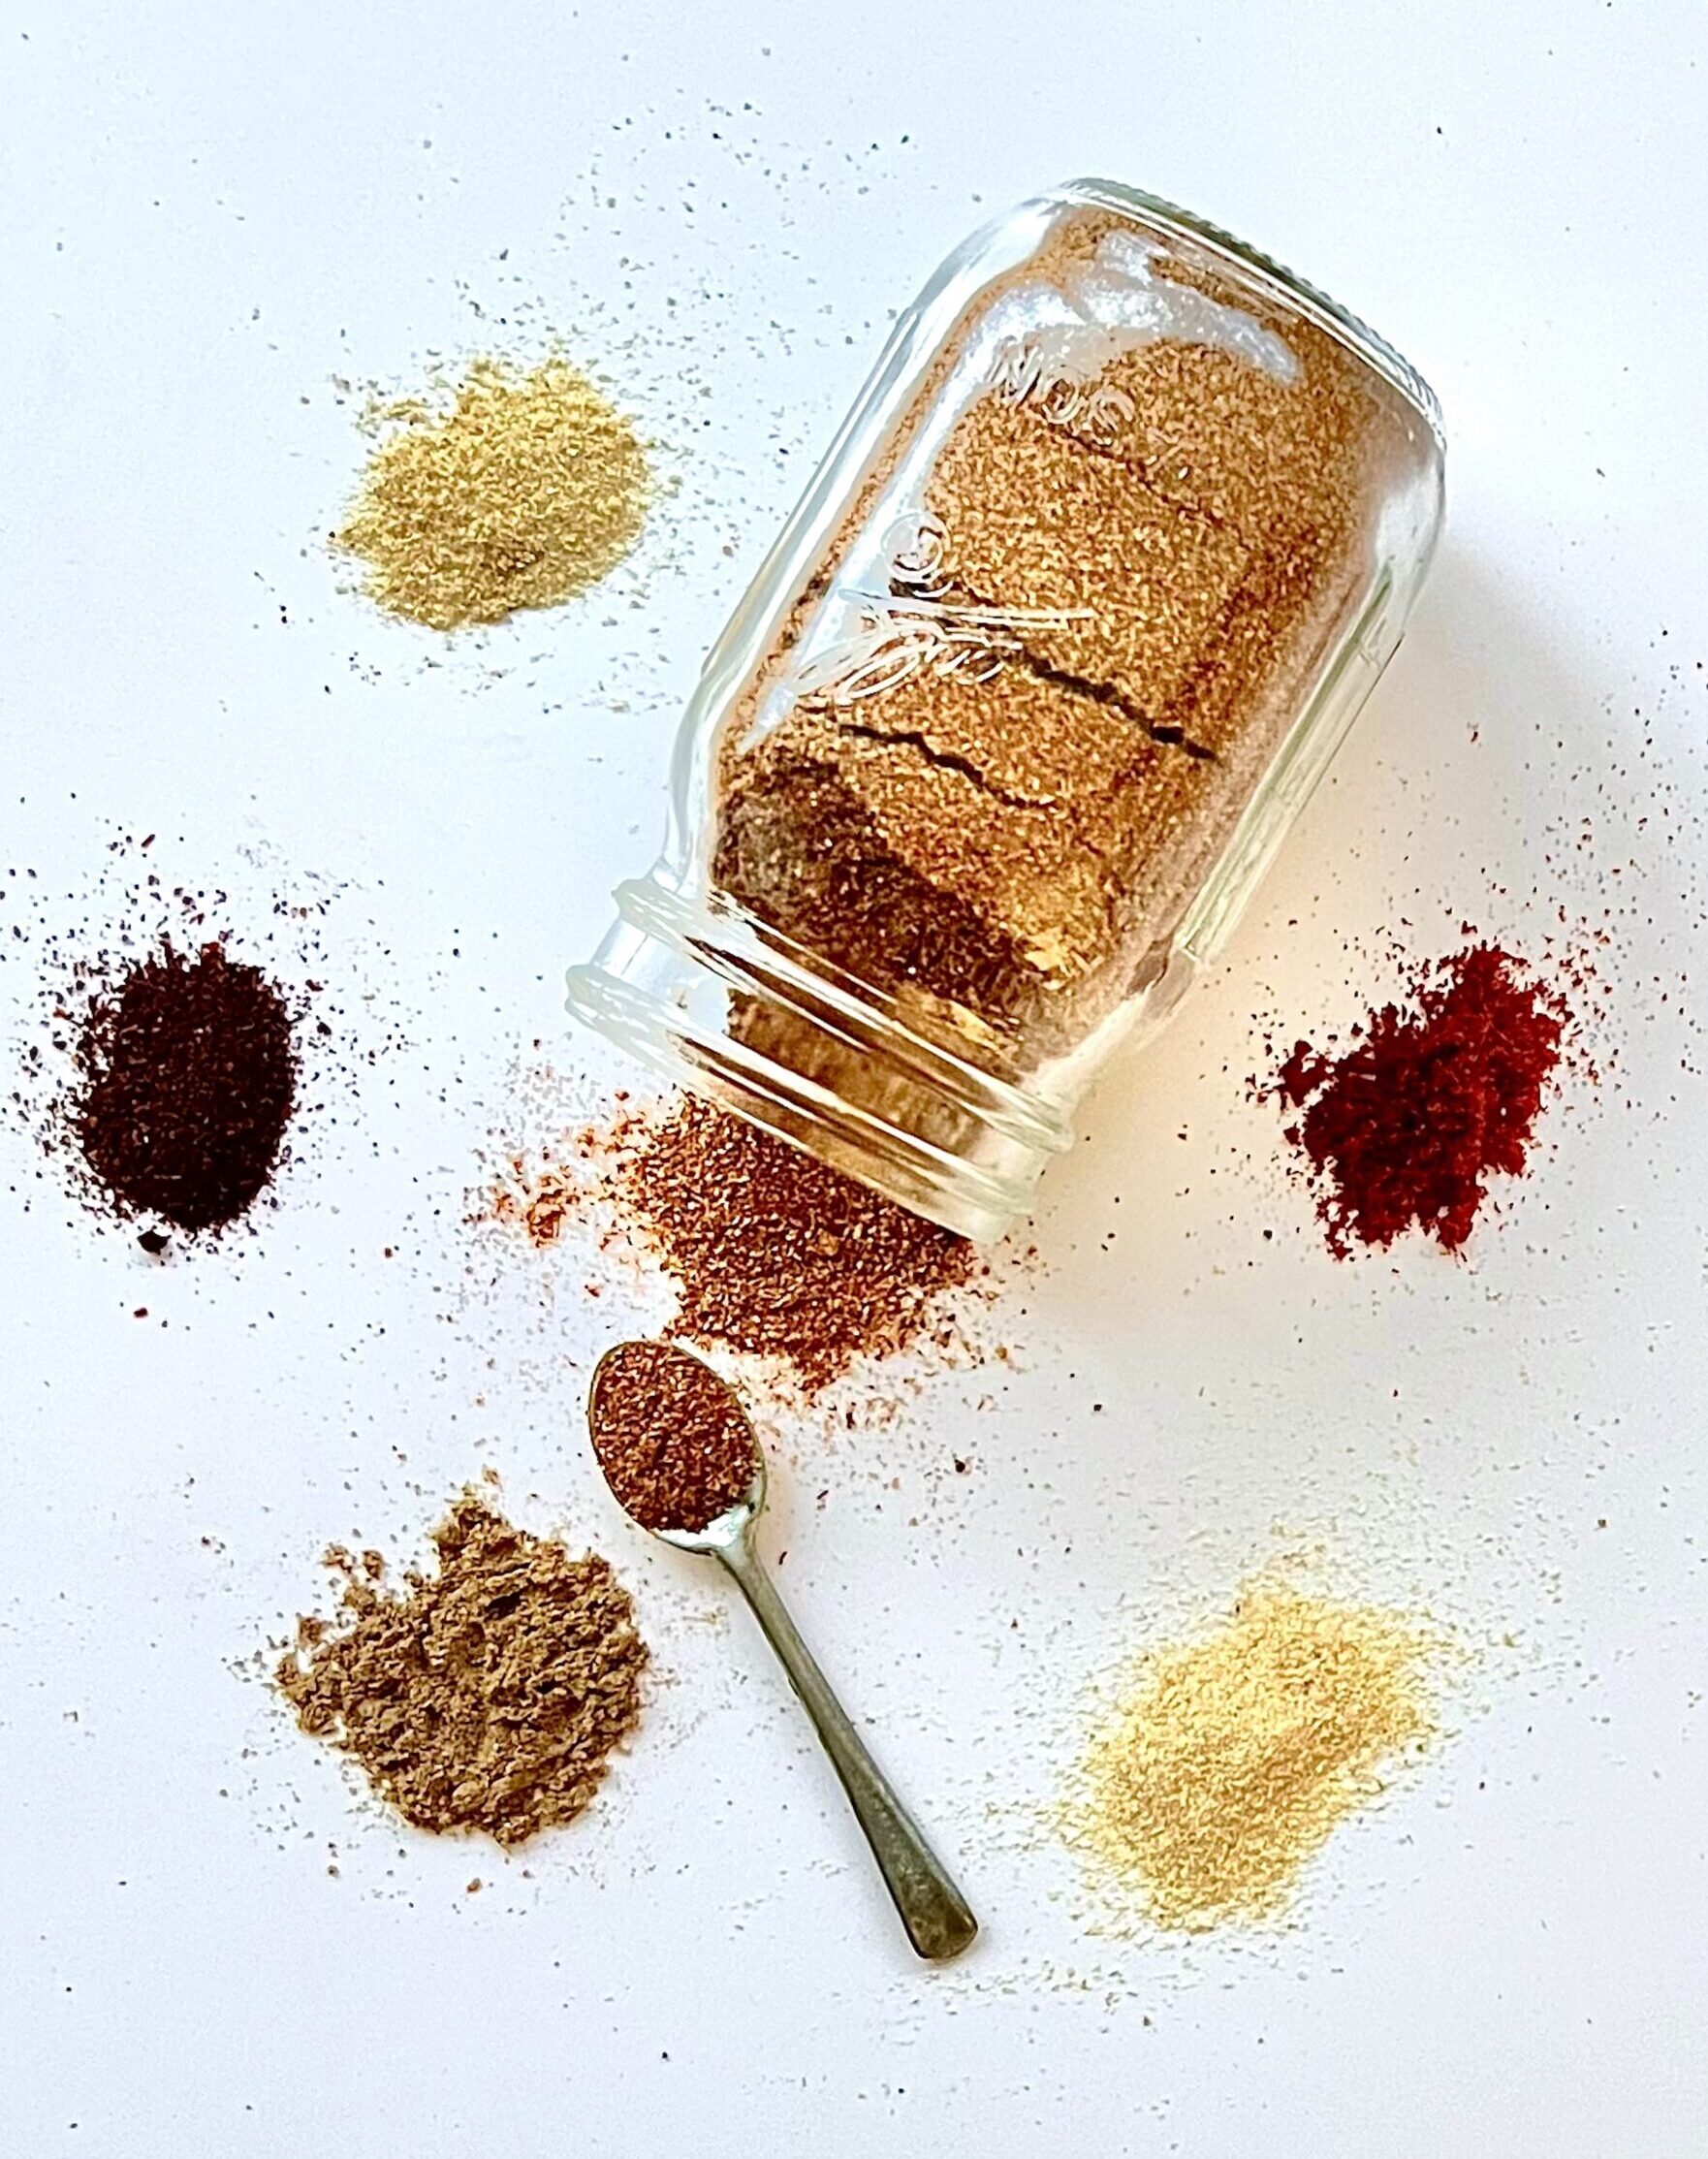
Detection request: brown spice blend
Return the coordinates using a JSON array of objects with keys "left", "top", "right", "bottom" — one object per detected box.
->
[
  {"left": 275, "top": 1495, "right": 647, "bottom": 1845},
  {"left": 610, "top": 1095, "right": 979, "bottom": 1392},
  {"left": 490, "top": 1095, "right": 981, "bottom": 1394},
  {"left": 590, "top": 1339, "right": 758, "bottom": 1532}
]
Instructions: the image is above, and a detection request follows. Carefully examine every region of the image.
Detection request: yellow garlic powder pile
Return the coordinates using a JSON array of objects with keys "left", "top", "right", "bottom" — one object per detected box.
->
[
  {"left": 1073, "top": 1582, "right": 1439, "bottom": 1932},
  {"left": 333, "top": 356, "right": 650, "bottom": 630}
]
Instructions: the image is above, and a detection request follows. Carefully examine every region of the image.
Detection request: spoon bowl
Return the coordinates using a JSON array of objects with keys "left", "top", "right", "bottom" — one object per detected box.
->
[{"left": 588, "top": 1340, "right": 767, "bottom": 1549}]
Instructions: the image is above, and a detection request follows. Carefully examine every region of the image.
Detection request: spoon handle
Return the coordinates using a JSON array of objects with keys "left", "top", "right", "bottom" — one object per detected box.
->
[{"left": 716, "top": 1532, "right": 978, "bottom": 1961}]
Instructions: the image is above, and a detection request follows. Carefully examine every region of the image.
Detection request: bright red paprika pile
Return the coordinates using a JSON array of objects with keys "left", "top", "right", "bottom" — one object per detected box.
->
[{"left": 1272, "top": 942, "right": 1567, "bottom": 1257}]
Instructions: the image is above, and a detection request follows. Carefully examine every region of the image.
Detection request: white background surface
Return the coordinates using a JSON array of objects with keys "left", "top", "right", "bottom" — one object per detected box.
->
[{"left": 3, "top": 4, "right": 1707, "bottom": 2153}]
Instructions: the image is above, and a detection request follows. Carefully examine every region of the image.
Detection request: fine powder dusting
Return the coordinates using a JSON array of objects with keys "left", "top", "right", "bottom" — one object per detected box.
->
[
  {"left": 612, "top": 1095, "right": 979, "bottom": 1392},
  {"left": 70, "top": 939, "right": 299, "bottom": 1235},
  {"left": 1073, "top": 1584, "right": 1438, "bottom": 1931},
  {"left": 275, "top": 1496, "right": 647, "bottom": 1846},
  {"left": 589, "top": 1340, "right": 759, "bottom": 1533},
  {"left": 1268, "top": 942, "right": 1568, "bottom": 1256},
  {"left": 333, "top": 356, "right": 650, "bottom": 630}
]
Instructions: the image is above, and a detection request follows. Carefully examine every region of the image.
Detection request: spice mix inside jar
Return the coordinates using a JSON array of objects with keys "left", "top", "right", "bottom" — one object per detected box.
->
[{"left": 568, "top": 181, "right": 1444, "bottom": 1239}]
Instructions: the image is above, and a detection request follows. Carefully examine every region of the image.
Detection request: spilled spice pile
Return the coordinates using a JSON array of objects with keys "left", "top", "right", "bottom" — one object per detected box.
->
[
  {"left": 276, "top": 1494, "right": 647, "bottom": 1845},
  {"left": 494, "top": 1094, "right": 980, "bottom": 1393},
  {"left": 1073, "top": 1582, "right": 1438, "bottom": 1931},
  {"left": 488, "top": 1096, "right": 980, "bottom": 1381},
  {"left": 589, "top": 1339, "right": 759, "bottom": 1532},
  {"left": 617, "top": 1098, "right": 977, "bottom": 1389},
  {"left": 333, "top": 356, "right": 650, "bottom": 629},
  {"left": 1268, "top": 942, "right": 1567, "bottom": 1255},
  {"left": 70, "top": 939, "right": 298, "bottom": 1236}
]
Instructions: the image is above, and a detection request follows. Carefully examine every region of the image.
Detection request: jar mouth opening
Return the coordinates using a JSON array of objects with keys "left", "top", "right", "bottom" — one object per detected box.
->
[
  {"left": 564, "top": 879, "right": 1078, "bottom": 1243},
  {"left": 1058, "top": 176, "right": 1445, "bottom": 447}
]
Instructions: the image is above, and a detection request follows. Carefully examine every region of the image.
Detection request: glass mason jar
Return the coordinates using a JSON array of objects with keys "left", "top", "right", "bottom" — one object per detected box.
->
[{"left": 566, "top": 179, "right": 1444, "bottom": 1241}]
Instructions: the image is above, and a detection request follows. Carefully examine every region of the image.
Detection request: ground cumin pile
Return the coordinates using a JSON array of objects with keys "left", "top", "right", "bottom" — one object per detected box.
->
[
  {"left": 1072, "top": 1582, "right": 1438, "bottom": 1931},
  {"left": 276, "top": 1495, "right": 647, "bottom": 1845}
]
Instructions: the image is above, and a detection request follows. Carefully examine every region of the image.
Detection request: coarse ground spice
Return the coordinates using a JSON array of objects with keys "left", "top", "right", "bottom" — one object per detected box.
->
[
  {"left": 1269, "top": 942, "right": 1567, "bottom": 1256},
  {"left": 589, "top": 1339, "right": 759, "bottom": 1532},
  {"left": 1071, "top": 1582, "right": 1438, "bottom": 1931},
  {"left": 611, "top": 1095, "right": 978, "bottom": 1392},
  {"left": 71, "top": 939, "right": 298, "bottom": 1235},
  {"left": 276, "top": 1495, "right": 647, "bottom": 1845},
  {"left": 332, "top": 356, "right": 650, "bottom": 630}
]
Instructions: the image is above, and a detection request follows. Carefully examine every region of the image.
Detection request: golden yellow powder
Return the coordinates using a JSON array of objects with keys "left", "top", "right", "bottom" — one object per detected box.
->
[
  {"left": 1072, "top": 1582, "right": 1438, "bottom": 1932},
  {"left": 333, "top": 357, "right": 650, "bottom": 630}
]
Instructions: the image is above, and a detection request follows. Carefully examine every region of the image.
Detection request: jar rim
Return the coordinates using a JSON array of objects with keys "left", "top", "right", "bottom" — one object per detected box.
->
[{"left": 1058, "top": 176, "right": 1445, "bottom": 447}]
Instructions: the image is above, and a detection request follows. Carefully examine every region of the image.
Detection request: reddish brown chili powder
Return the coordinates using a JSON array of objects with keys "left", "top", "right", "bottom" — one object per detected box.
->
[
  {"left": 612, "top": 1096, "right": 977, "bottom": 1392},
  {"left": 589, "top": 1340, "right": 758, "bottom": 1532},
  {"left": 1270, "top": 942, "right": 1566, "bottom": 1256}
]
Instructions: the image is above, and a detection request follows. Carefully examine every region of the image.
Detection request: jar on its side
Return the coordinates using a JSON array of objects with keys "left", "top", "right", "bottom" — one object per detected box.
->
[{"left": 567, "top": 180, "right": 1445, "bottom": 1240}]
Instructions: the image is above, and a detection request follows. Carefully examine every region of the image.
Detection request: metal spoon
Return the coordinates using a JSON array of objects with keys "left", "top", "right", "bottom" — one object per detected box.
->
[{"left": 587, "top": 1342, "right": 978, "bottom": 1962}]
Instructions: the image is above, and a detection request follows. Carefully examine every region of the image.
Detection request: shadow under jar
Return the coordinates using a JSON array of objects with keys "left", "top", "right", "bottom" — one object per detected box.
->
[{"left": 566, "top": 180, "right": 1445, "bottom": 1241}]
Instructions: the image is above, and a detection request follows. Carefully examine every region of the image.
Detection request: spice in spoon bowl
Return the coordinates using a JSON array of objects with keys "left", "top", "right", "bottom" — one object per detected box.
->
[{"left": 588, "top": 1338, "right": 761, "bottom": 1537}]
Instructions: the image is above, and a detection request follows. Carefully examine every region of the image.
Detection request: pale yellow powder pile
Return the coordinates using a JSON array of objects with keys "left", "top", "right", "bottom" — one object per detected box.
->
[
  {"left": 1074, "top": 1582, "right": 1439, "bottom": 1931},
  {"left": 334, "top": 356, "right": 650, "bottom": 630}
]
